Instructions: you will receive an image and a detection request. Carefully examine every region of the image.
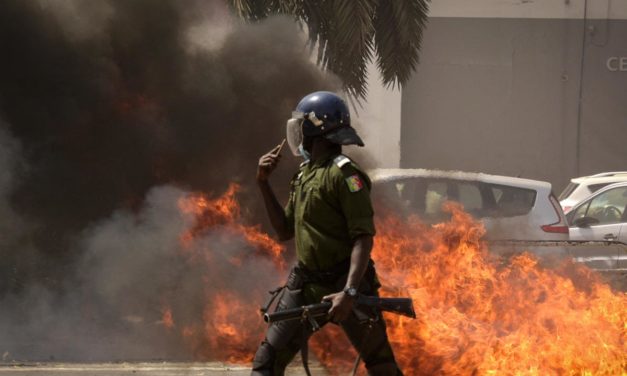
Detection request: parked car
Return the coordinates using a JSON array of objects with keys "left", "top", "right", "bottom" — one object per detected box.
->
[
  {"left": 566, "top": 182, "right": 627, "bottom": 243},
  {"left": 369, "top": 169, "right": 569, "bottom": 241},
  {"left": 565, "top": 182, "right": 627, "bottom": 271},
  {"left": 558, "top": 171, "right": 627, "bottom": 214}
]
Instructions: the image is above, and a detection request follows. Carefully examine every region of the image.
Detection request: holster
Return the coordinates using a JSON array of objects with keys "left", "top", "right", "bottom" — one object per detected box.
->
[
  {"left": 264, "top": 268, "right": 306, "bottom": 349},
  {"left": 259, "top": 286, "right": 284, "bottom": 314},
  {"left": 286, "top": 267, "right": 306, "bottom": 290},
  {"left": 259, "top": 267, "right": 306, "bottom": 315}
]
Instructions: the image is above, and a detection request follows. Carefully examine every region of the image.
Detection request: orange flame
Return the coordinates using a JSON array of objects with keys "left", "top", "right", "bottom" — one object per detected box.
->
[
  {"left": 164, "top": 186, "right": 625, "bottom": 375},
  {"left": 178, "top": 184, "right": 284, "bottom": 267},
  {"left": 163, "top": 183, "right": 286, "bottom": 363},
  {"left": 368, "top": 202, "right": 626, "bottom": 375},
  {"left": 202, "top": 291, "right": 263, "bottom": 363}
]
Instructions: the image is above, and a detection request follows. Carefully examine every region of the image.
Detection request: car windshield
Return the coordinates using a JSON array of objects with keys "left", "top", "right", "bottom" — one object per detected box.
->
[{"left": 558, "top": 182, "right": 579, "bottom": 201}]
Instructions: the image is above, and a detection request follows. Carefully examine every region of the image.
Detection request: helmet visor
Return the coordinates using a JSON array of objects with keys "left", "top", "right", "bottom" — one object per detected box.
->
[{"left": 286, "top": 113, "right": 304, "bottom": 156}]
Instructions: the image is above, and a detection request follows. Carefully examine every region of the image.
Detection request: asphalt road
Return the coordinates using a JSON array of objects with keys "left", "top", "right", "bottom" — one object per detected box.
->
[{"left": 0, "top": 362, "right": 328, "bottom": 376}]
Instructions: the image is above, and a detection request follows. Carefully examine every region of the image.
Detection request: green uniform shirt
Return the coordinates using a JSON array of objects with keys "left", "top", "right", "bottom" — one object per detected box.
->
[{"left": 284, "top": 151, "right": 376, "bottom": 271}]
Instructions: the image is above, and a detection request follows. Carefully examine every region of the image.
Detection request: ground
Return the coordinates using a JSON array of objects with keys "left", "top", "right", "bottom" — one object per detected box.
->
[{"left": 0, "top": 361, "right": 327, "bottom": 375}]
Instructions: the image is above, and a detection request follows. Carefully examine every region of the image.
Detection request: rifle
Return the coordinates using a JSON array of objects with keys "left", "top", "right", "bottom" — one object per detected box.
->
[{"left": 264, "top": 295, "right": 415, "bottom": 330}]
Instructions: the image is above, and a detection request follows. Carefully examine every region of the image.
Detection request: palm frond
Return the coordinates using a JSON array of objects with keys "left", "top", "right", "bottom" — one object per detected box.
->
[
  {"left": 231, "top": 0, "right": 299, "bottom": 20},
  {"left": 324, "top": 0, "right": 376, "bottom": 98},
  {"left": 229, "top": 0, "right": 430, "bottom": 98},
  {"left": 230, "top": 0, "right": 269, "bottom": 21},
  {"left": 300, "top": 0, "right": 331, "bottom": 66},
  {"left": 373, "top": 0, "right": 429, "bottom": 88}
]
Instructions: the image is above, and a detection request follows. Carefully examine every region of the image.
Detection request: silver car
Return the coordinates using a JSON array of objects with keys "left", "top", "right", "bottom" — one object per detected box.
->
[
  {"left": 565, "top": 182, "right": 627, "bottom": 271},
  {"left": 567, "top": 182, "right": 627, "bottom": 242}
]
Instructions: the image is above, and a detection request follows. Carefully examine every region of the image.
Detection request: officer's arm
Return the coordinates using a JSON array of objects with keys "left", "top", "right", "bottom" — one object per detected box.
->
[
  {"left": 257, "top": 180, "right": 294, "bottom": 241},
  {"left": 345, "top": 234, "right": 373, "bottom": 291},
  {"left": 325, "top": 235, "right": 372, "bottom": 322},
  {"left": 256, "top": 146, "right": 294, "bottom": 241}
]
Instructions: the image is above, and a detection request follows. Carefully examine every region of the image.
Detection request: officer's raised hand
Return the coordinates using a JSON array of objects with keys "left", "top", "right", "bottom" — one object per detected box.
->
[{"left": 257, "top": 142, "right": 284, "bottom": 183}]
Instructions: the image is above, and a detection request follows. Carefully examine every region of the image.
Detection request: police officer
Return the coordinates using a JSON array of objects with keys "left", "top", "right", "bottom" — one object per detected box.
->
[{"left": 253, "top": 91, "right": 403, "bottom": 375}]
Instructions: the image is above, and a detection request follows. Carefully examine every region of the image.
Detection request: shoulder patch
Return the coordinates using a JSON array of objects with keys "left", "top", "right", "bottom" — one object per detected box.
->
[
  {"left": 334, "top": 155, "right": 351, "bottom": 168},
  {"left": 345, "top": 174, "right": 364, "bottom": 192}
]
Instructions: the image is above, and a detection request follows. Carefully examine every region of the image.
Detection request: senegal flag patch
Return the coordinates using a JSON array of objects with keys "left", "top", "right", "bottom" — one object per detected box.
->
[{"left": 345, "top": 174, "right": 364, "bottom": 192}]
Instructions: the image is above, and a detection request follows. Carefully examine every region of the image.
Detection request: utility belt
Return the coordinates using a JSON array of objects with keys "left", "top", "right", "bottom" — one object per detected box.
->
[{"left": 293, "top": 258, "right": 348, "bottom": 285}]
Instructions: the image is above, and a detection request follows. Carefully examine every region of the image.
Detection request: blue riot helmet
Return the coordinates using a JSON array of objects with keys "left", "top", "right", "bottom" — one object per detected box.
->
[{"left": 286, "top": 91, "right": 364, "bottom": 157}]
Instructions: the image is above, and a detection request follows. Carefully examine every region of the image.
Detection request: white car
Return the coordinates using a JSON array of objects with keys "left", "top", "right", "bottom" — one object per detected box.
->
[
  {"left": 558, "top": 172, "right": 627, "bottom": 214},
  {"left": 370, "top": 169, "right": 569, "bottom": 241},
  {"left": 565, "top": 182, "right": 627, "bottom": 271},
  {"left": 566, "top": 182, "right": 627, "bottom": 243}
]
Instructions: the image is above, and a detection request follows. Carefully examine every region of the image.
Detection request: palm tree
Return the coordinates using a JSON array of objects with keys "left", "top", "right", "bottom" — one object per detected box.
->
[{"left": 230, "top": 0, "right": 430, "bottom": 99}]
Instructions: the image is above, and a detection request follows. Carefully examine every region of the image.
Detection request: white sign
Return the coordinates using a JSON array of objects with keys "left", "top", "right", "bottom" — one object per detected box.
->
[{"left": 606, "top": 57, "right": 627, "bottom": 72}]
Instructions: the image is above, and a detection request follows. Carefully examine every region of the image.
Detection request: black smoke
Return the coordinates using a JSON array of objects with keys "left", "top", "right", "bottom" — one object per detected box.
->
[{"left": 0, "top": 0, "right": 339, "bottom": 360}]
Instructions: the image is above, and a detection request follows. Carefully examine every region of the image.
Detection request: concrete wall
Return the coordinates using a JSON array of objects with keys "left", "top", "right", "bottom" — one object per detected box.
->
[
  {"left": 353, "top": 62, "right": 402, "bottom": 169},
  {"left": 401, "top": 0, "right": 627, "bottom": 192}
]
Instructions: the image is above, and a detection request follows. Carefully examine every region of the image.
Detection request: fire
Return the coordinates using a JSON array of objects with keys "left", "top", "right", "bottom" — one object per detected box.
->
[
  {"left": 163, "top": 183, "right": 286, "bottom": 363},
  {"left": 178, "top": 184, "right": 284, "bottom": 267},
  {"left": 369, "top": 202, "right": 626, "bottom": 375},
  {"left": 162, "top": 185, "right": 625, "bottom": 375},
  {"left": 203, "top": 291, "right": 263, "bottom": 363}
]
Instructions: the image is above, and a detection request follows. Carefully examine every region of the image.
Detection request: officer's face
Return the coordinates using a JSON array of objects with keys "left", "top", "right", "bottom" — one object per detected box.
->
[{"left": 302, "top": 135, "right": 314, "bottom": 153}]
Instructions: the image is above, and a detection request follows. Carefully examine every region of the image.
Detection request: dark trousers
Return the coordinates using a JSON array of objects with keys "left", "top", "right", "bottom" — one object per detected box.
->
[{"left": 251, "top": 266, "right": 402, "bottom": 376}]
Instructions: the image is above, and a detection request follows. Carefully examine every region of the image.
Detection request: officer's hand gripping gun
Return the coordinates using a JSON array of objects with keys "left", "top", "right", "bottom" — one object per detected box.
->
[{"left": 264, "top": 295, "right": 416, "bottom": 331}]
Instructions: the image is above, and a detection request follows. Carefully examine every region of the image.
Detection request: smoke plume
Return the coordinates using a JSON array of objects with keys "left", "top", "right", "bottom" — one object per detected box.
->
[{"left": 0, "top": 0, "right": 338, "bottom": 360}]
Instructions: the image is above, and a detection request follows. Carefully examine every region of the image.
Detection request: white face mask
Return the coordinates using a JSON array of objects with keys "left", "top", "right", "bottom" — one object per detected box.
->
[{"left": 297, "top": 144, "right": 311, "bottom": 161}]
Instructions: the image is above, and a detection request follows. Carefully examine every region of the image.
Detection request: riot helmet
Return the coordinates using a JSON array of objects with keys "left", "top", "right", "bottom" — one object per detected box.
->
[{"left": 286, "top": 91, "right": 364, "bottom": 157}]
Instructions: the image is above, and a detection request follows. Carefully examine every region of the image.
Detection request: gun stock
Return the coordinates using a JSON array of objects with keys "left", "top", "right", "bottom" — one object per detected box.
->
[{"left": 356, "top": 296, "right": 416, "bottom": 319}]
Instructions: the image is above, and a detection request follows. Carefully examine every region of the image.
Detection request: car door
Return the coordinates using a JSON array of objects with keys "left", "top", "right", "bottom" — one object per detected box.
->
[
  {"left": 617, "top": 204, "right": 627, "bottom": 269},
  {"left": 568, "top": 186, "right": 627, "bottom": 242},
  {"left": 568, "top": 186, "right": 627, "bottom": 269}
]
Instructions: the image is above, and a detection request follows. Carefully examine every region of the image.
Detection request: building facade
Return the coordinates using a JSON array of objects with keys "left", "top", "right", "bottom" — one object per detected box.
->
[{"left": 401, "top": 0, "right": 627, "bottom": 191}]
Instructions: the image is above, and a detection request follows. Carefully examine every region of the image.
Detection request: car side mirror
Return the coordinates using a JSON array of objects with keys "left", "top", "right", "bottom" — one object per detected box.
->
[{"left": 573, "top": 216, "right": 599, "bottom": 228}]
